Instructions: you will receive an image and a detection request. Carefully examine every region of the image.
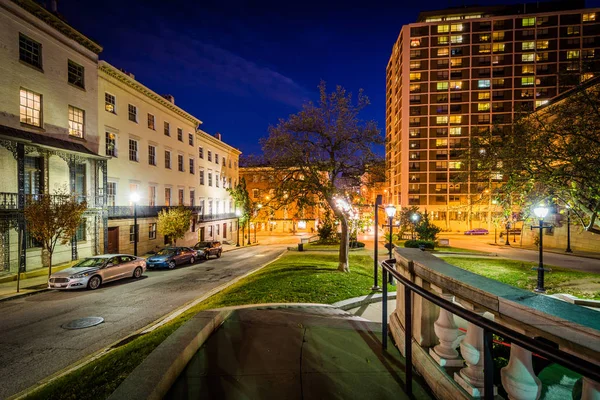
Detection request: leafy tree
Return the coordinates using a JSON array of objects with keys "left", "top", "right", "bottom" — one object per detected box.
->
[
  {"left": 317, "top": 212, "right": 337, "bottom": 244},
  {"left": 157, "top": 206, "right": 192, "bottom": 246},
  {"left": 24, "top": 189, "right": 87, "bottom": 279},
  {"left": 261, "top": 82, "right": 382, "bottom": 272},
  {"left": 471, "top": 80, "right": 600, "bottom": 233},
  {"left": 398, "top": 206, "right": 421, "bottom": 239},
  {"left": 415, "top": 209, "right": 442, "bottom": 241}
]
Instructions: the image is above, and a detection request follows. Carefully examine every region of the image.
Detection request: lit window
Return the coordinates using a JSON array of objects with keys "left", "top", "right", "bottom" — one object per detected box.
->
[
  {"left": 105, "top": 93, "right": 116, "bottom": 113},
  {"left": 437, "top": 82, "right": 449, "bottom": 91},
  {"left": 567, "top": 26, "right": 580, "bottom": 35},
  {"left": 450, "top": 81, "right": 463, "bottom": 90},
  {"left": 536, "top": 52, "right": 549, "bottom": 62},
  {"left": 478, "top": 80, "right": 491, "bottom": 88},
  {"left": 567, "top": 50, "right": 580, "bottom": 59},
  {"left": 478, "top": 103, "right": 490, "bottom": 111},
  {"left": 450, "top": 35, "right": 463, "bottom": 44},
  {"left": 449, "top": 115, "right": 462, "bottom": 124},
  {"left": 436, "top": 116, "right": 448, "bottom": 124},
  {"left": 451, "top": 58, "right": 462, "bottom": 67},
  {"left": 492, "top": 43, "right": 505, "bottom": 52},
  {"left": 437, "top": 25, "right": 449, "bottom": 33},
  {"left": 20, "top": 88, "right": 42, "bottom": 127},
  {"left": 479, "top": 44, "right": 491, "bottom": 54},
  {"left": 478, "top": 92, "right": 490, "bottom": 100},
  {"left": 449, "top": 161, "right": 462, "bottom": 169},
  {"left": 581, "top": 73, "right": 594, "bottom": 82},
  {"left": 105, "top": 132, "right": 116, "bottom": 157},
  {"left": 522, "top": 17, "right": 535, "bottom": 27},
  {"left": 535, "top": 100, "right": 549, "bottom": 108},
  {"left": 536, "top": 40, "right": 549, "bottom": 50},
  {"left": 437, "top": 48, "right": 449, "bottom": 56},
  {"left": 410, "top": 84, "right": 421, "bottom": 92},
  {"left": 583, "top": 13, "right": 596, "bottom": 22},
  {"left": 436, "top": 139, "right": 448, "bottom": 147},
  {"left": 583, "top": 49, "right": 595, "bottom": 59},
  {"left": 438, "top": 36, "right": 449, "bottom": 44},
  {"left": 451, "top": 24, "right": 463, "bottom": 32},
  {"left": 410, "top": 61, "right": 421, "bottom": 69},
  {"left": 410, "top": 38, "right": 421, "bottom": 47},
  {"left": 492, "top": 32, "right": 505, "bottom": 41},
  {"left": 522, "top": 41, "right": 535, "bottom": 50},
  {"left": 147, "top": 113, "right": 155, "bottom": 130},
  {"left": 68, "top": 106, "right": 84, "bottom": 138},
  {"left": 522, "top": 65, "right": 534, "bottom": 74},
  {"left": 479, "top": 34, "right": 490, "bottom": 42},
  {"left": 521, "top": 77, "right": 534, "bottom": 86},
  {"left": 450, "top": 127, "right": 462, "bottom": 136},
  {"left": 522, "top": 53, "right": 534, "bottom": 62},
  {"left": 426, "top": 17, "right": 442, "bottom": 22},
  {"left": 410, "top": 72, "right": 421, "bottom": 81}
]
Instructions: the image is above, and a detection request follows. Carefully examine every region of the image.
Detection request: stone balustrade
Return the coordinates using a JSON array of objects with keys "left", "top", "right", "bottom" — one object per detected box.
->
[{"left": 388, "top": 248, "right": 600, "bottom": 400}]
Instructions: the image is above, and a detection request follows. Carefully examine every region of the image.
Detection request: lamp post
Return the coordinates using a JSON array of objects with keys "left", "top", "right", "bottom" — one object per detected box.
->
[
  {"left": 235, "top": 209, "right": 241, "bottom": 247},
  {"left": 372, "top": 195, "right": 382, "bottom": 291},
  {"left": 565, "top": 205, "right": 572, "bottom": 253},
  {"left": 385, "top": 204, "right": 396, "bottom": 285},
  {"left": 532, "top": 205, "right": 551, "bottom": 293},
  {"left": 255, "top": 204, "right": 262, "bottom": 243},
  {"left": 505, "top": 221, "right": 511, "bottom": 246},
  {"left": 411, "top": 213, "right": 420, "bottom": 240},
  {"left": 130, "top": 192, "right": 140, "bottom": 256}
]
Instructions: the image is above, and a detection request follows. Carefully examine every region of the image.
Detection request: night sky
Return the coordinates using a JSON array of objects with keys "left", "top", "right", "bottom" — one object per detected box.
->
[{"left": 58, "top": 0, "right": 600, "bottom": 157}]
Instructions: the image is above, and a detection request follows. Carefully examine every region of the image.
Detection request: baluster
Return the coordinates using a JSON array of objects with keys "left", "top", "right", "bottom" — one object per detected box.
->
[
  {"left": 454, "top": 307, "right": 497, "bottom": 398},
  {"left": 582, "top": 377, "right": 600, "bottom": 400},
  {"left": 429, "top": 292, "right": 464, "bottom": 367},
  {"left": 501, "top": 343, "right": 541, "bottom": 400}
]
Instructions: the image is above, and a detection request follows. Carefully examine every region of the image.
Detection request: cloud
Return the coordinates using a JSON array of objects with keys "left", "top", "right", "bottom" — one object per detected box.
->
[{"left": 115, "top": 25, "right": 310, "bottom": 108}]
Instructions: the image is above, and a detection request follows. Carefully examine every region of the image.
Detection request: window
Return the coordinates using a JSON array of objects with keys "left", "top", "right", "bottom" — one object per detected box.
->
[
  {"left": 199, "top": 169, "right": 205, "bottom": 185},
  {"left": 436, "top": 116, "right": 448, "bottom": 124},
  {"left": 450, "top": 35, "right": 463, "bottom": 44},
  {"left": 521, "top": 89, "right": 534, "bottom": 98},
  {"left": 178, "top": 154, "right": 184, "bottom": 172},
  {"left": 68, "top": 106, "right": 84, "bottom": 138},
  {"left": 437, "top": 82, "right": 449, "bottom": 91},
  {"left": 449, "top": 115, "right": 462, "bottom": 124},
  {"left": 198, "top": 146, "right": 204, "bottom": 159},
  {"left": 522, "top": 65, "right": 534, "bottom": 74},
  {"left": 127, "top": 105, "right": 137, "bottom": 123},
  {"left": 164, "top": 121, "right": 170, "bottom": 136},
  {"left": 478, "top": 79, "right": 491, "bottom": 88},
  {"left": 19, "top": 88, "right": 42, "bottom": 127},
  {"left": 149, "top": 186, "right": 156, "bottom": 207},
  {"left": 410, "top": 72, "right": 421, "bottom": 81},
  {"left": 165, "top": 188, "right": 171, "bottom": 206},
  {"left": 567, "top": 50, "right": 580, "bottom": 59},
  {"left": 410, "top": 61, "right": 421, "bottom": 69},
  {"left": 479, "top": 44, "right": 491, "bottom": 54},
  {"left": 189, "top": 158, "right": 194, "bottom": 174},
  {"left": 19, "top": 33, "right": 42, "bottom": 69},
  {"left": 149, "top": 223, "right": 157, "bottom": 239},
  {"left": 451, "top": 24, "right": 463, "bottom": 32},
  {"left": 148, "top": 145, "right": 156, "bottom": 166},
  {"left": 437, "top": 25, "right": 449, "bottom": 33},
  {"left": 492, "top": 32, "right": 505, "bottom": 41},
  {"left": 535, "top": 100, "right": 549, "bottom": 108},
  {"left": 410, "top": 50, "right": 421, "bottom": 58},
  {"left": 492, "top": 43, "right": 505, "bottom": 52},
  {"left": 128, "top": 139, "right": 138, "bottom": 162},
  {"left": 479, "top": 34, "right": 490, "bottom": 42},
  {"left": 208, "top": 172, "right": 213, "bottom": 186},
  {"left": 449, "top": 161, "right": 462, "bottom": 169},
  {"left": 583, "top": 13, "right": 596, "bottom": 22},
  {"left": 165, "top": 150, "right": 171, "bottom": 169},
  {"left": 451, "top": 48, "right": 462, "bottom": 56},
  {"left": 536, "top": 52, "right": 549, "bottom": 62},
  {"left": 177, "top": 128, "right": 183, "bottom": 141},
  {"left": 522, "top": 17, "right": 535, "bottom": 27},
  {"left": 537, "top": 40, "right": 549, "bottom": 50},
  {"left": 188, "top": 133, "right": 193, "bottom": 146},
  {"left": 147, "top": 114, "right": 155, "bottom": 130},
  {"left": 410, "top": 84, "right": 421, "bottom": 92},
  {"left": 522, "top": 53, "right": 534, "bottom": 62},
  {"left": 410, "top": 38, "right": 421, "bottom": 47},
  {"left": 478, "top": 92, "right": 490, "bottom": 100},
  {"left": 208, "top": 150, "right": 212, "bottom": 162},
  {"left": 105, "top": 93, "right": 116, "bottom": 113},
  {"left": 583, "top": 49, "right": 595, "bottom": 59},
  {"left": 107, "top": 182, "right": 116, "bottom": 207},
  {"left": 105, "top": 132, "right": 116, "bottom": 157},
  {"left": 215, "top": 154, "right": 219, "bottom": 164},
  {"left": 450, "top": 127, "right": 462, "bottom": 136},
  {"left": 567, "top": 26, "right": 580, "bottom": 35},
  {"left": 67, "top": 60, "right": 84, "bottom": 88},
  {"left": 216, "top": 173, "right": 220, "bottom": 187},
  {"left": 438, "top": 36, "right": 449, "bottom": 44},
  {"left": 436, "top": 138, "right": 448, "bottom": 147},
  {"left": 450, "top": 58, "right": 462, "bottom": 67},
  {"left": 450, "top": 81, "right": 463, "bottom": 90},
  {"left": 178, "top": 189, "right": 184, "bottom": 206},
  {"left": 437, "top": 48, "right": 449, "bottom": 56},
  {"left": 478, "top": 102, "right": 490, "bottom": 111},
  {"left": 521, "top": 77, "right": 534, "bottom": 86},
  {"left": 522, "top": 41, "right": 535, "bottom": 50},
  {"left": 129, "top": 225, "right": 138, "bottom": 243}
]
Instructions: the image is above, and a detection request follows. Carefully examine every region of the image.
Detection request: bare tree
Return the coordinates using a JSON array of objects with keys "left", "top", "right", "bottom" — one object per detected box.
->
[
  {"left": 261, "top": 82, "right": 382, "bottom": 272},
  {"left": 24, "top": 189, "right": 87, "bottom": 279}
]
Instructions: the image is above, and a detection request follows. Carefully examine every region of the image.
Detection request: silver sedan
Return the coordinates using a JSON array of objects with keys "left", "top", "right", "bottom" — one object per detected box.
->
[{"left": 48, "top": 254, "right": 146, "bottom": 290}]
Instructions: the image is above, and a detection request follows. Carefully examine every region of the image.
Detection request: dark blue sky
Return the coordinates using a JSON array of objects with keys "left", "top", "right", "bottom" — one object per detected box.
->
[{"left": 59, "top": 0, "right": 600, "bottom": 156}]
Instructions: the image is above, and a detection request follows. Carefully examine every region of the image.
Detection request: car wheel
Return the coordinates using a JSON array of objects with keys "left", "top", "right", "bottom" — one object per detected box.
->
[
  {"left": 168, "top": 261, "right": 176, "bottom": 270},
  {"left": 133, "top": 267, "right": 143, "bottom": 279},
  {"left": 217, "top": 250, "right": 222, "bottom": 258},
  {"left": 190, "top": 256, "right": 195, "bottom": 264},
  {"left": 204, "top": 252, "right": 210, "bottom": 260},
  {"left": 88, "top": 275, "right": 101, "bottom": 290}
]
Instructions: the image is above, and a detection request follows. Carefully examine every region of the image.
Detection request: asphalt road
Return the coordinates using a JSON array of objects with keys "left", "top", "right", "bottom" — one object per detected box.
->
[{"left": 0, "top": 245, "right": 287, "bottom": 399}]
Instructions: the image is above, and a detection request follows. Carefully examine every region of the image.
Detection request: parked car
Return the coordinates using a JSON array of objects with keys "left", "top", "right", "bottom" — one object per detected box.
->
[
  {"left": 146, "top": 247, "right": 196, "bottom": 269},
  {"left": 464, "top": 228, "right": 489, "bottom": 235},
  {"left": 48, "top": 254, "right": 146, "bottom": 290},
  {"left": 193, "top": 241, "right": 222, "bottom": 260}
]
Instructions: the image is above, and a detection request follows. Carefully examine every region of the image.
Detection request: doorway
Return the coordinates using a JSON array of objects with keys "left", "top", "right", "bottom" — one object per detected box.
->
[
  {"left": 199, "top": 227, "right": 205, "bottom": 242},
  {"left": 223, "top": 223, "right": 227, "bottom": 239},
  {"left": 107, "top": 227, "right": 119, "bottom": 253}
]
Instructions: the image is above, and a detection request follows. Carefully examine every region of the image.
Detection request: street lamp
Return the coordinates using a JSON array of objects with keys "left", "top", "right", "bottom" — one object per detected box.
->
[
  {"left": 532, "top": 205, "right": 551, "bottom": 293},
  {"left": 130, "top": 192, "right": 140, "bottom": 256},
  {"left": 565, "top": 205, "right": 572, "bottom": 253},
  {"left": 505, "top": 220, "right": 511, "bottom": 246},
  {"left": 411, "top": 213, "right": 420, "bottom": 240},
  {"left": 385, "top": 205, "right": 396, "bottom": 259},
  {"left": 235, "top": 209, "right": 242, "bottom": 247},
  {"left": 255, "top": 204, "right": 262, "bottom": 243},
  {"left": 372, "top": 195, "right": 382, "bottom": 291}
]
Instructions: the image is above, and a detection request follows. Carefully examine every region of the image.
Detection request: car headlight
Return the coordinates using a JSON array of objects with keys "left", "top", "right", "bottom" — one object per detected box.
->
[{"left": 71, "top": 272, "right": 90, "bottom": 279}]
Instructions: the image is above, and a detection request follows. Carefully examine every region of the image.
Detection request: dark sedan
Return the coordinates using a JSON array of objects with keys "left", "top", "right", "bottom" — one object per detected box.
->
[
  {"left": 146, "top": 247, "right": 196, "bottom": 269},
  {"left": 193, "top": 241, "right": 222, "bottom": 260},
  {"left": 464, "top": 228, "right": 489, "bottom": 235}
]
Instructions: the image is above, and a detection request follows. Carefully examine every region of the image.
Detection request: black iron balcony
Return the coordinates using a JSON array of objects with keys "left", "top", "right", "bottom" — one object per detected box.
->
[{"left": 0, "top": 192, "right": 104, "bottom": 210}]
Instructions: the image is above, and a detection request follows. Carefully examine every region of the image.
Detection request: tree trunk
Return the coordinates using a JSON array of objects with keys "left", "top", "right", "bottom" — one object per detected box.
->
[
  {"left": 338, "top": 215, "right": 350, "bottom": 273},
  {"left": 47, "top": 251, "right": 53, "bottom": 280}
]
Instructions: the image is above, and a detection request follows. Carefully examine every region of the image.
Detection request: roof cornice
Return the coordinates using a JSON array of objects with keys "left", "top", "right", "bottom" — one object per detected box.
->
[
  {"left": 99, "top": 61, "right": 202, "bottom": 126},
  {"left": 10, "top": 0, "right": 102, "bottom": 54},
  {"left": 197, "top": 129, "right": 242, "bottom": 155}
]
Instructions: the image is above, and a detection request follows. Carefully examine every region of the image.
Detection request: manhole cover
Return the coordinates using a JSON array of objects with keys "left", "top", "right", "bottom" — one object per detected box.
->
[{"left": 62, "top": 316, "right": 104, "bottom": 330}]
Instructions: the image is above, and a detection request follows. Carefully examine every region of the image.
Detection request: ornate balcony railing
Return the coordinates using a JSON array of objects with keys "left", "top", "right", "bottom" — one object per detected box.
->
[
  {"left": 107, "top": 206, "right": 235, "bottom": 221},
  {"left": 0, "top": 192, "right": 105, "bottom": 210}
]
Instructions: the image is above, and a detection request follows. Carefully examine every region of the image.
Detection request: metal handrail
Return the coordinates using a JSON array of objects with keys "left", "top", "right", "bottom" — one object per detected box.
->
[{"left": 380, "top": 258, "right": 600, "bottom": 400}]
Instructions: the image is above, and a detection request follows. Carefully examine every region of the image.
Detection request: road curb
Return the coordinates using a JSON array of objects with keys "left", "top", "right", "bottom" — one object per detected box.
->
[{"left": 8, "top": 247, "right": 288, "bottom": 400}]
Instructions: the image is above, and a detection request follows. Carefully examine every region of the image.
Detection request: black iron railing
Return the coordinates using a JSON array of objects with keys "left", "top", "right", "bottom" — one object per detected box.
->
[
  {"left": 107, "top": 206, "right": 236, "bottom": 221},
  {"left": 0, "top": 192, "right": 103, "bottom": 210},
  {"left": 380, "top": 258, "right": 600, "bottom": 399}
]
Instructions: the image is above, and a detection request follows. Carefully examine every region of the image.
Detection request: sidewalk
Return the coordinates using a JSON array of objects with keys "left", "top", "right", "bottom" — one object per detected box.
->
[
  {"left": 0, "top": 244, "right": 245, "bottom": 302},
  {"left": 490, "top": 242, "right": 600, "bottom": 260}
]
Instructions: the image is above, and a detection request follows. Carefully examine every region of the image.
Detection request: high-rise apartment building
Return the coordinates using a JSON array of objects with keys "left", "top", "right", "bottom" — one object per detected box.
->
[{"left": 386, "top": 1, "right": 600, "bottom": 229}]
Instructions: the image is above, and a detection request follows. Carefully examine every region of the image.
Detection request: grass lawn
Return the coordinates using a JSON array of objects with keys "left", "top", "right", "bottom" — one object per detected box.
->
[
  {"left": 443, "top": 257, "right": 600, "bottom": 300},
  {"left": 26, "top": 250, "right": 390, "bottom": 400}
]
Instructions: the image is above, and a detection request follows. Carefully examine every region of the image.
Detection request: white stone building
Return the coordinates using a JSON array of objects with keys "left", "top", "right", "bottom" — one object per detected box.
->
[
  {"left": 0, "top": 0, "right": 107, "bottom": 273},
  {"left": 98, "top": 61, "right": 241, "bottom": 255}
]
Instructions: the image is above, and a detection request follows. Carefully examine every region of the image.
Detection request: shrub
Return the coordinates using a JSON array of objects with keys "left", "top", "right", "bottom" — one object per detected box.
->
[
  {"left": 404, "top": 240, "right": 435, "bottom": 250},
  {"left": 350, "top": 241, "right": 366, "bottom": 248}
]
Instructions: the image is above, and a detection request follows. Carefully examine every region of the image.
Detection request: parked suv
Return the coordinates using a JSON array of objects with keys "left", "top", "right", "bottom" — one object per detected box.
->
[{"left": 193, "top": 241, "right": 222, "bottom": 260}]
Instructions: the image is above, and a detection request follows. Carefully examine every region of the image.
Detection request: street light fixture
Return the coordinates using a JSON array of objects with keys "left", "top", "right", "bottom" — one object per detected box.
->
[
  {"left": 385, "top": 205, "right": 396, "bottom": 259},
  {"left": 411, "top": 213, "right": 420, "bottom": 240},
  {"left": 235, "top": 209, "right": 242, "bottom": 247},
  {"left": 565, "top": 205, "right": 572, "bottom": 253},
  {"left": 130, "top": 192, "right": 140, "bottom": 256},
  {"left": 532, "top": 205, "right": 551, "bottom": 293}
]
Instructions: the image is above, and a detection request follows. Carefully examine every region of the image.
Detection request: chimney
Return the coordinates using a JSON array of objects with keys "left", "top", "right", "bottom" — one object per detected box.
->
[
  {"left": 118, "top": 68, "right": 135, "bottom": 79},
  {"left": 162, "top": 94, "right": 175, "bottom": 104},
  {"left": 214, "top": 132, "right": 222, "bottom": 141}
]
